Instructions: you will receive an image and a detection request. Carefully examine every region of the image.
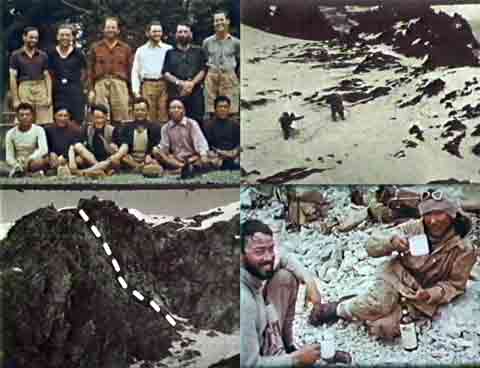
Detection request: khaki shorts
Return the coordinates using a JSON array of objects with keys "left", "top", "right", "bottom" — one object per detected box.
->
[
  {"left": 94, "top": 77, "right": 130, "bottom": 122},
  {"left": 18, "top": 80, "right": 53, "bottom": 124},
  {"left": 141, "top": 79, "right": 168, "bottom": 123},
  {"left": 204, "top": 70, "right": 239, "bottom": 113}
]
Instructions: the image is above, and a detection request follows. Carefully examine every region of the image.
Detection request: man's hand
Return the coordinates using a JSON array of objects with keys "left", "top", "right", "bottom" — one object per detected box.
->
[
  {"left": 391, "top": 235, "right": 409, "bottom": 253},
  {"left": 414, "top": 289, "right": 431, "bottom": 302},
  {"left": 12, "top": 98, "right": 20, "bottom": 110},
  {"left": 88, "top": 90, "right": 96, "bottom": 105},
  {"left": 144, "top": 155, "right": 154, "bottom": 165},
  {"left": 181, "top": 81, "right": 195, "bottom": 96},
  {"left": 305, "top": 279, "right": 321, "bottom": 305},
  {"left": 292, "top": 344, "right": 321, "bottom": 367},
  {"left": 199, "top": 155, "right": 210, "bottom": 165}
]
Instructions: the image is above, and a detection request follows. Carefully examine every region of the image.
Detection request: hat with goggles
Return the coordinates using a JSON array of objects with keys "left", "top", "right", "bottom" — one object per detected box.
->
[{"left": 418, "top": 190, "right": 459, "bottom": 219}]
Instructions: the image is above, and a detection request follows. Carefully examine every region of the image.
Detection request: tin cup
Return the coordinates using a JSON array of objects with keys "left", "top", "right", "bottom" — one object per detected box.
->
[{"left": 408, "top": 234, "right": 429, "bottom": 256}]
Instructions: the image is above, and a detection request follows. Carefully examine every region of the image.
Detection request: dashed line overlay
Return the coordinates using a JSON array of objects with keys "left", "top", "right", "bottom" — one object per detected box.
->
[{"left": 78, "top": 209, "right": 177, "bottom": 327}]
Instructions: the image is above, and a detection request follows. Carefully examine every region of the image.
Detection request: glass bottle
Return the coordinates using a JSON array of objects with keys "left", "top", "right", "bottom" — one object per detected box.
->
[{"left": 400, "top": 303, "right": 418, "bottom": 351}]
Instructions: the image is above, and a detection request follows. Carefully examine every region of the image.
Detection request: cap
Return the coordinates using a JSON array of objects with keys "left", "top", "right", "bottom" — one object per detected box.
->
[{"left": 418, "top": 197, "right": 458, "bottom": 219}]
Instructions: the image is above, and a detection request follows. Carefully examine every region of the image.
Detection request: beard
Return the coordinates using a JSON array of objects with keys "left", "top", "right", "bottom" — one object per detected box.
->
[
  {"left": 243, "top": 258, "right": 275, "bottom": 280},
  {"left": 176, "top": 36, "right": 191, "bottom": 46}
]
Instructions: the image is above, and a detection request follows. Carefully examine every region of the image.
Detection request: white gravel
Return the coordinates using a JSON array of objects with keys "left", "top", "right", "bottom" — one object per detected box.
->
[{"left": 242, "top": 185, "right": 480, "bottom": 365}]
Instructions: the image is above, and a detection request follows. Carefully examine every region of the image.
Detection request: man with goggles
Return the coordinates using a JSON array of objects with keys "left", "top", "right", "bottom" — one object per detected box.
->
[
  {"left": 309, "top": 191, "right": 476, "bottom": 341},
  {"left": 240, "top": 220, "right": 352, "bottom": 367}
]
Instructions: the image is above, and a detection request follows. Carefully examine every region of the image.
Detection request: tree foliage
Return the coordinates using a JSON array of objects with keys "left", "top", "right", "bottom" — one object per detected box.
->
[{"left": 2, "top": 0, "right": 239, "bottom": 100}]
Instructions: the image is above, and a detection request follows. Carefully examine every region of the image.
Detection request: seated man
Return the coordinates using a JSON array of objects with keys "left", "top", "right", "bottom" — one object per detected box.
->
[
  {"left": 153, "top": 97, "right": 221, "bottom": 178},
  {"left": 241, "top": 219, "right": 352, "bottom": 367},
  {"left": 203, "top": 96, "right": 240, "bottom": 170},
  {"left": 4, "top": 102, "right": 49, "bottom": 177},
  {"left": 114, "top": 97, "right": 163, "bottom": 177},
  {"left": 310, "top": 191, "right": 476, "bottom": 340},
  {"left": 45, "top": 106, "right": 82, "bottom": 174},
  {"left": 68, "top": 103, "right": 120, "bottom": 176}
]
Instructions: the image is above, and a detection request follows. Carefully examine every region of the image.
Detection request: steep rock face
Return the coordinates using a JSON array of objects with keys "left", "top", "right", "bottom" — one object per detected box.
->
[
  {"left": 0, "top": 198, "right": 239, "bottom": 368},
  {"left": 352, "top": 5, "right": 479, "bottom": 68},
  {"left": 242, "top": 1, "right": 338, "bottom": 41}
]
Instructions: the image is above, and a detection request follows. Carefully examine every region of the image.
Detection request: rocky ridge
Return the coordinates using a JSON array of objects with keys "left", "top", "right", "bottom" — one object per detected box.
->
[{"left": 0, "top": 198, "right": 240, "bottom": 368}]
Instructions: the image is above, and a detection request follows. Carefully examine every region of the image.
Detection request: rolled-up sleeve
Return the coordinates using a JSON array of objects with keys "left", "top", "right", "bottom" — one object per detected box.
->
[
  {"left": 190, "top": 120, "right": 209, "bottom": 156},
  {"left": 29, "top": 126, "right": 48, "bottom": 161},
  {"left": 5, "top": 130, "right": 17, "bottom": 167},
  {"left": 131, "top": 47, "right": 142, "bottom": 95},
  {"left": 157, "top": 124, "right": 171, "bottom": 153},
  {"left": 279, "top": 251, "right": 314, "bottom": 285}
]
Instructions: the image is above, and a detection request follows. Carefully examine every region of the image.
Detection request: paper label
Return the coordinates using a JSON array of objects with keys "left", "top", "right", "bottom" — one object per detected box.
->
[
  {"left": 408, "top": 234, "right": 429, "bottom": 256},
  {"left": 400, "top": 322, "right": 417, "bottom": 350}
]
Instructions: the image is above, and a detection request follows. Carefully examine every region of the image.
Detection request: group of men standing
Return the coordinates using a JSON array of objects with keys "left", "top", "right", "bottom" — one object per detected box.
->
[{"left": 5, "top": 10, "right": 240, "bottom": 178}]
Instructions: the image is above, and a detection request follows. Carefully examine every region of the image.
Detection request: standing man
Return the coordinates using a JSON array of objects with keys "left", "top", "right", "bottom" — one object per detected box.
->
[
  {"left": 5, "top": 103, "right": 49, "bottom": 177},
  {"left": 203, "top": 10, "right": 240, "bottom": 118},
  {"left": 9, "top": 27, "right": 53, "bottom": 124},
  {"left": 162, "top": 23, "right": 207, "bottom": 128},
  {"left": 48, "top": 24, "right": 87, "bottom": 130},
  {"left": 88, "top": 17, "right": 133, "bottom": 123},
  {"left": 131, "top": 21, "right": 173, "bottom": 125}
]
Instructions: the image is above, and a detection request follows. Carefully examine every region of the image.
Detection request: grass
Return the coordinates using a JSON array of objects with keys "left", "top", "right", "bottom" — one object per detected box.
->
[{"left": 0, "top": 170, "right": 240, "bottom": 188}]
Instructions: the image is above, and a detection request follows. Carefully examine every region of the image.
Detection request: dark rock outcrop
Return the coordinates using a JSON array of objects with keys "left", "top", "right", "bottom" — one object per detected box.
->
[
  {"left": 0, "top": 198, "right": 239, "bottom": 368},
  {"left": 351, "top": 4, "right": 479, "bottom": 68},
  {"left": 353, "top": 52, "right": 401, "bottom": 74},
  {"left": 242, "top": 1, "right": 338, "bottom": 41}
]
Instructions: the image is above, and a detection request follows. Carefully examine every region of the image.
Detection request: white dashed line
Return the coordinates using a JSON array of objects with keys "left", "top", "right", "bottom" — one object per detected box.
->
[
  {"left": 150, "top": 300, "right": 161, "bottom": 312},
  {"left": 102, "top": 242, "right": 112, "bottom": 256},
  {"left": 112, "top": 258, "right": 121, "bottom": 272},
  {"left": 91, "top": 225, "right": 101, "bottom": 238},
  {"left": 79, "top": 209, "right": 89, "bottom": 222},
  {"left": 166, "top": 314, "right": 177, "bottom": 327},
  {"left": 79, "top": 209, "right": 177, "bottom": 329},
  {"left": 118, "top": 276, "right": 128, "bottom": 289},
  {"left": 133, "top": 290, "right": 145, "bottom": 301}
]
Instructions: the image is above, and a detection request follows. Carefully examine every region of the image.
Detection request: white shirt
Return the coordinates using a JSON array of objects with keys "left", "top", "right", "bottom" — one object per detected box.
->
[
  {"left": 131, "top": 41, "right": 173, "bottom": 95},
  {"left": 5, "top": 124, "right": 48, "bottom": 166}
]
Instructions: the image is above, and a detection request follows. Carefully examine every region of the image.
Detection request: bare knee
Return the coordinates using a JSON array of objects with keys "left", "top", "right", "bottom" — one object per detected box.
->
[
  {"left": 76, "top": 156, "right": 85, "bottom": 166},
  {"left": 73, "top": 142, "right": 84, "bottom": 153}
]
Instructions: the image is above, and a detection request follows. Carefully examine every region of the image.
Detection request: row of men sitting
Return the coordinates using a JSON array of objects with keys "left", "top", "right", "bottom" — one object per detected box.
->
[
  {"left": 3, "top": 96, "right": 240, "bottom": 178},
  {"left": 9, "top": 13, "right": 239, "bottom": 128}
]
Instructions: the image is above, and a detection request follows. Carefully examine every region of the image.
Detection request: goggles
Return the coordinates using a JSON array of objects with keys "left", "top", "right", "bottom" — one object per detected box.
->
[
  {"left": 387, "top": 188, "right": 443, "bottom": 205},
  {"left": 421, "top": 190, "right": 443, "bottom": 202}
]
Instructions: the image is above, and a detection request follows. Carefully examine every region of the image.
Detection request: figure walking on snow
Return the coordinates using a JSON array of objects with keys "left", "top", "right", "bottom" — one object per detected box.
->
[
  {"left": 326, "top": 93, "right": 345, "bottom": 122},
  {"left": 279, "top": 112, "right": 304, "bottom": 140}
]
